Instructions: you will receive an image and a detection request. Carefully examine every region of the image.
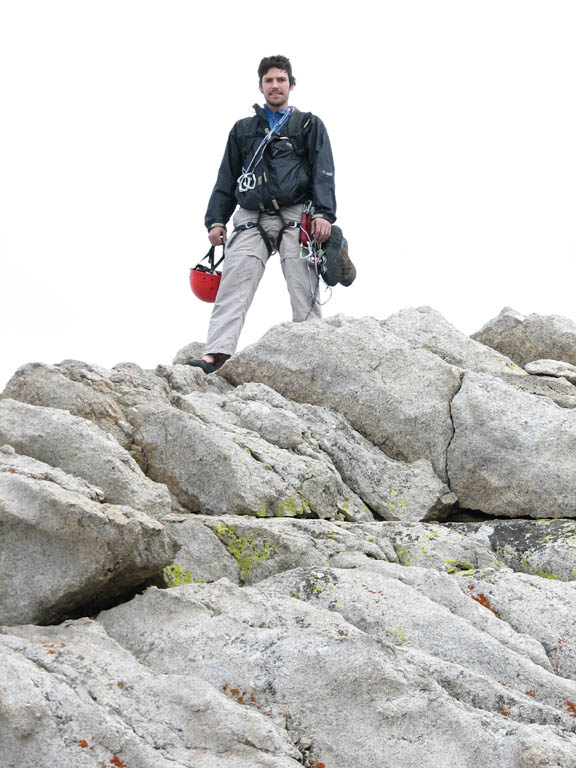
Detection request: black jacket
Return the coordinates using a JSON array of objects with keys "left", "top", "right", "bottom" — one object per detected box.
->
[{"left": 205, "top": 104, "right": 336, "bottom": 230}]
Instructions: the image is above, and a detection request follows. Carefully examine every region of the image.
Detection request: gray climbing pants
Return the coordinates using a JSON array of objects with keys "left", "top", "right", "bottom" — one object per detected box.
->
[{"left": 204, "top": 204, "right": 321, "bottom": 356}]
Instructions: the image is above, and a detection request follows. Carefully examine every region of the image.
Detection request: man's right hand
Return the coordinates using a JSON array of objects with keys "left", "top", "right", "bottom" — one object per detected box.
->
[{"left": 209, "top": 227, "right": 227, "bottom": 247}]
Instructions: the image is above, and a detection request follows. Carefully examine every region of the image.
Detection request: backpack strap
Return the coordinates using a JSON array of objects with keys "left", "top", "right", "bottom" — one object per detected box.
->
[{"left": 284, "top": 110, "right": 312, "bottom": 157}]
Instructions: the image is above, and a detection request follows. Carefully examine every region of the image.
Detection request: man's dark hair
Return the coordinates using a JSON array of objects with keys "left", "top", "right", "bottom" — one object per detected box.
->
[{"left": 258, "top": 55, "right": 296, "bottom": 86}]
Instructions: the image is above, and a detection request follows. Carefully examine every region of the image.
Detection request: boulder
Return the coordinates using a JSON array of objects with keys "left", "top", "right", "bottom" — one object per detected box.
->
[
  {"left": 472, "top": 307, "right": 576, "bottom": 367},
  {"left": 448, "top": 518, "right": 576, "bottom": 582},
  {"left": 99, "top": 580, "right": 576, "bottom": 768},
  {"left": 525, "top": 359, "right": 576, "bottom": 384},
  {"left": 2, "top": 361, "right": 133, "bottom": 449},
  {"left": 161, "top": 515, "right": 240, "bottom": 584},
  {"left": 0, "top": 443, "right": 104, "bottom": 502},
  {"left": 180, "top": 382, "right": 456, "bottom": 521},
  {"left": 0, "top": 620, "right": 302, "bottom": 768},
  {"left": 220, "top": 316, "right": 462, "bottom": 480},
  {"left": 0, "top": 399, "right": 172, "bottom": 520},
  {"left": 158, "top": 514, "right": 576, "bottom": 587},
  {"left": 155, "top": 362, "right": 233, "bottom": 395},
  {"left": 130, "top": 402, "right": 371, "bottom": 521},
  {"left": 161, "top": 515, "right": 397, "bottom": 585},
  {"left": 0, "top": 448, "right": 177, "bottom": 625},
  {"left": 383, "top": 305, "right": 523, "bottom": 374},
  {"left": 491, "top": 370, "right": 576, "bottom": 409},
  {"left": 172, "top": 340, "right": 205, "bottom": 364},
  {"left": 448, "top": 373, "right": 576, "bottom": 518}
]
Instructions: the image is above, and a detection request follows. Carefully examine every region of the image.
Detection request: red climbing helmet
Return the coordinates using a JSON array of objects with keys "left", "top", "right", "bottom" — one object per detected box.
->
[{"left": 190, "top": 245, "right": 224, "bottom": 303}]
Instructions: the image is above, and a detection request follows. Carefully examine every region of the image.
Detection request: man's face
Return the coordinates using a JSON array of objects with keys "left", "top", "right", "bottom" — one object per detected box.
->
[{"left": 259, "top": 67, "right": 293, "bottom": 111}]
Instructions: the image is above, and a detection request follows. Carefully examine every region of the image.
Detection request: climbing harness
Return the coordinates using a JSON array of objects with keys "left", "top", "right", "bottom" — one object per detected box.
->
[
  {"left": 237, "top": 107, "right": 293, "bottom": 193},
  {"left": 190, "top": 244, "right": 225, "bottom": 303}
]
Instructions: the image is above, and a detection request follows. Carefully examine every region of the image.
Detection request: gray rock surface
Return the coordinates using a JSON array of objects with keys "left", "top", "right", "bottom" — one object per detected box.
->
[
  {"left": 1, "top": 360, "right": 230, "bottom": 457},
  {"left": 493, "top": 370, "right": 576, "bottom": 409},
  {"left": 448, "top": 372, "right": 576, "bottom": 518},
  {"left": 472, "top": 307, "right": 576, "bottom": 367},
  {"left": 221, "top": 316, "right": 462, "bottom": 480},
  {"left": 383, "top": 305, "right": 524, "bottom": 374},
  {"left": 262, "top": 562, "right": 576, "bottom": 727},
  {"left": 0, "top": 448, "right": 177, "bottom": 625},
  {"left": 161, "top": 515, "right": 396, "bottom": 585},
  {"left": 172, "top": 340, "right": 206, "bottom": 364},
  {"left": 448, "top": 518, "right": 576, "bottom": 581},
  {"left": 0, "top": 398, "right": 172, "bottom": 520},
  {"left": 4, "top": 307, "right": 576, "bottom": 766},
  {"left": 0, "top": 443, "right": 104, "bottom": 502},
  {"left": 160, "top": 515, "right": 576, "bottom": 586},
  {"left": 453, "top": 567, "right": 576, "bottom": 681},
  {"left": 525, "top": 359, "right": 576, "bottom": 384},
  {"left": 99, "top": 579, "right": 576, "bottom": 768},
  {"left": 130, "top": 401, "right": 372, "bottom": 521},
  {"left": 180, "top": 382, "right": 456, "bottom": 521},
  {"left": 2, "top": 361, "right": 133, "bottom": 448},
  {"left": 0, "top": 619, "right": 302, "bottom": 768},
  {"left": 155, "top": 362, "right": 233, "bottom": 395}
]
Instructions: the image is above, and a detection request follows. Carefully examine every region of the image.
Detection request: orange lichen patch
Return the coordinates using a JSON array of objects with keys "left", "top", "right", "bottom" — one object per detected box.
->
[
  {"left": 309, "top": 761, "right": 327, "bottom": 768},
  {"left": 48, "top": 650, "right": 56, "bottom": 655},
  {"left": 8, "top": 468, "right": 15, "bottom": 474},
  {"left": 498, "top": 681, "right": 509, "bottom": 687},
  {"left": 78, "top": 740, "right": 89, "bottom": 748},
  {"left": 43, "top": 643, "right": 55, "bottom": 648},
  {"left": 500, "top": 710, "right": 510, "bottom": 717},
  {"left": 223, "top": 684, "right": 261, "bottom": 708},
  {"left": 469, "top": 591, "right": 501, "bottom": 619},
  {"left": 525, "top": 690, "right": 535, "bottom": 697},
  {"left": 361, "top": 585, "right": 385, "bottom": 596},
  {"left": 566, "top": 700, "right": 576, "bottom": 718},
  {"left": 110, "top": 758, "right": 127, "bottom": 768}
]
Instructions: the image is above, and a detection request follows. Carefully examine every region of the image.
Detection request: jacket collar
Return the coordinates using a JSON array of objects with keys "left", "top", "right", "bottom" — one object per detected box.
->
[{"left": 252, "top": 103, "right": 298, "bottom": 122}]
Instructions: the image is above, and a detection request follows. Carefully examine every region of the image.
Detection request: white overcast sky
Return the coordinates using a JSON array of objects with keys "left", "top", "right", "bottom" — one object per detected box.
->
[{"left": 2, "top": 0, "right": 575, "bottom": 390}]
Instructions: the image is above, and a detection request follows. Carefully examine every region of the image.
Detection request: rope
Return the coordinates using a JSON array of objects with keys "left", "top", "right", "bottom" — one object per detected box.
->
[{"left": 237, "top": 107, "right": 293, "bottom": 192}]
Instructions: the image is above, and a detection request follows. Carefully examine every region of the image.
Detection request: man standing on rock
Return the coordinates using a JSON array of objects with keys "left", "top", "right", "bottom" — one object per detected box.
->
[{"left": 187, "top": 54, "right": 337, "bottom": 374}]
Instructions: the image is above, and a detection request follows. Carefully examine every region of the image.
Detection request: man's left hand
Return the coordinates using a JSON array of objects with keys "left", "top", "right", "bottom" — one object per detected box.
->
[{"left": 312, "top": 217, "right": 331, "bottom": 244}]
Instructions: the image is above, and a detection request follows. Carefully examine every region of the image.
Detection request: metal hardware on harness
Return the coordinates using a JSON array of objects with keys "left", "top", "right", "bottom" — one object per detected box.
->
[
  {"left": 233, "top": 218, "right": 274, "bottom": 258},
  {"left": 234, "top": 212, "right": 301, "bottom": 257}
]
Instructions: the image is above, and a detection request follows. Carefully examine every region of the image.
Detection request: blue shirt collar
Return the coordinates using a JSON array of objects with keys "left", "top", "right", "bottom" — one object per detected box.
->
[{"left": 264, "top": 104, "right": 290, "bottom": 131}]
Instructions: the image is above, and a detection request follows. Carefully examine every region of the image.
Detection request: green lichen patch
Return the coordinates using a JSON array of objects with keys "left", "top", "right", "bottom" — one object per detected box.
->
[
  {"left": 272, "top": 495, "right": 311, "bottom": 518},
  {"left": 444, "top": 559, "right": 474, "bottom": 574},
  {"left": 394, "top": 543, "right": 415, "bottom": 567},
  {"left": 212, "top": 523, "right": 277, "bottom": 583},
  {"left": 386, "top": 626, "right": 409, "bottom": 646},
  {"left": 162, "top": 564, "right": 199, "bottom": 588}
]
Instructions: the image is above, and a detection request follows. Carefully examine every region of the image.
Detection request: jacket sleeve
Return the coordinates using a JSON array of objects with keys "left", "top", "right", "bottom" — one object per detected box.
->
[
  {"left": 306, "top": 116, "right": 337, "bottom": 224},
  {"left": 204, "top": 125, "right": 243, "bottom": 230}
]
